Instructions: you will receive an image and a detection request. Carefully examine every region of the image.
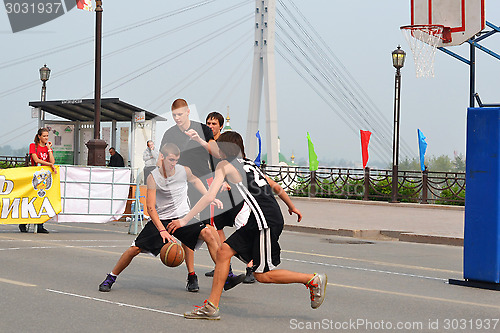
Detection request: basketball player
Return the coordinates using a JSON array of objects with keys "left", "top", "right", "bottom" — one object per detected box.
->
[
  {"left": 168, "top": 132, "right": 327, "bottom": 319},
  {"left": 98, "top": 143, "right": 244, "bottom": 293},
  {"left": 205, "top": 111, "right": 255, "bottom": 283},
  {"left": 160, "top": 99, "right": 220, "bottom": 292}
]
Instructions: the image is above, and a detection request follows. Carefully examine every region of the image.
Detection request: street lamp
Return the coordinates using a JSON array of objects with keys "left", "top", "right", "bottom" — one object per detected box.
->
[
  {"left": 391, "top": 46, "right": 406, "bottom": 203},
  {"left": 86, "top": 0, "right": 108, "bottom": 166},
  {"left": 38, "top": 64, "right": 51, "bottom": 128}
]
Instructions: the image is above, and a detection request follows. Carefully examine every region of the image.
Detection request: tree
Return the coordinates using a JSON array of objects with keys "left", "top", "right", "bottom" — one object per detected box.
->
[
  {"left": 399, "top": 157, "right": 420, "bottom": 171},
  {"left": 429, "top": 154, "right": 453, "bottom": 172},
  {"left": 453, "top": 153, "right": 466, "bottom": 172}
]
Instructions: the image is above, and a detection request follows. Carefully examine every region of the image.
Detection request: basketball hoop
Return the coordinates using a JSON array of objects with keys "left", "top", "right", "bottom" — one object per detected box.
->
[{"left": 401, "top": 25, "right": 449, "bottom": 78}]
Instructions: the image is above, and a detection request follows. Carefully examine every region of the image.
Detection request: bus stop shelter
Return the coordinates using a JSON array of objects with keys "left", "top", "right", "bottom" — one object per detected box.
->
[{"left": 29, "top": 98, "right": 167, "bottom": 180}]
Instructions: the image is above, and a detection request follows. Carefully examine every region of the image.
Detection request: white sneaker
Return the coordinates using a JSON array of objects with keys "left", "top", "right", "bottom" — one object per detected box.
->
[
  {"left": 307, "top": 273, "right": 327, "bottom": 309},
  {"left": 184, "top": 300, "right": 220, "bottom": 320}
]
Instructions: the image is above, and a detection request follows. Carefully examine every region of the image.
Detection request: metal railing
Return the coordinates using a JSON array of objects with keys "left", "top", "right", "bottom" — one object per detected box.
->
[
  {"left": 1, "top": 156, "right": 465, "bottom": 205},
  {"left": 260, "top": 163, "right": 466, "bottom": 205},
  {"left": 0, "top": 154, "right": 29, "bottom": 168}
]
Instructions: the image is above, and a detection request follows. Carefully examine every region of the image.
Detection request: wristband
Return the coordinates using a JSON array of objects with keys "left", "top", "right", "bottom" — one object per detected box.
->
[
  {"left": 48, "top": 150, "right": 53, "bottom": 152},
  {"left": 159, "top": 230, "right": 167, "bottom": 233}
]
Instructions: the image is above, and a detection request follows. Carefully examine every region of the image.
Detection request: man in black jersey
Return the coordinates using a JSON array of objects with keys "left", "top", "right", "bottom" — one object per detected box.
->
[
  {"left": 205, "top": 111, "right": 255, "bottom": 283},
  {"left": 160, "top": 99, "right": 222, "bottom": 292},
  {"left": 169, "top": 131, "right": 328, "bottom": 320}
]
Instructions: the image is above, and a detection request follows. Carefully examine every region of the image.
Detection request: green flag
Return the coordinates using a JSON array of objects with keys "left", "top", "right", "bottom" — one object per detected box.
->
[{"left": 307, "top": 132, "right": 318, "bottom": 171}]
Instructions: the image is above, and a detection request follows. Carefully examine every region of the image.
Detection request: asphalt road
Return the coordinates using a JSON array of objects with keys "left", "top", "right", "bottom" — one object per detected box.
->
[{"left": 1, "top": 222, "right": 499, "bottom": 333}]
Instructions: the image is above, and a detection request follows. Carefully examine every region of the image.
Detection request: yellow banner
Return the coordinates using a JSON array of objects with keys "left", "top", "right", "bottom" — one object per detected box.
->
[{"left": 0, "top": 166, "right": 61, "bottom": 224}]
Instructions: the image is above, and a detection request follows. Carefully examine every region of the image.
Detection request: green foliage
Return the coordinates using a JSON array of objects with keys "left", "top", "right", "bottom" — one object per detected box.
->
[
  {"left": 398, "top": 158, "right": 420, "bottom": 171},
  {"left": 428, "top": 154, "right": 454, "bottom": 172},
  {"left": 393, "top": 153, "right": 466, "bottom": 172},
  {"left": 435, "top": 185, "right": 466, "bottom": 206}
]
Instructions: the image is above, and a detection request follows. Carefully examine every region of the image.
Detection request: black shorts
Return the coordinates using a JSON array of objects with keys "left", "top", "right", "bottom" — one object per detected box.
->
[
  {"left": 213, "top": 201, "right": 248, "bottom": 230},
  {"left": 225, "top": 214, "right": 283, "bottom": 273},
  {"left": 133, "top": 218, "right": 206, "bottom": 256}
]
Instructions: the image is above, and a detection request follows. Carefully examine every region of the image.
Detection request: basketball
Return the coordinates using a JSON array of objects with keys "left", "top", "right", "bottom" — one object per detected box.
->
[{"left": 159, "top": 242, "right": 185, "bottom": 267}]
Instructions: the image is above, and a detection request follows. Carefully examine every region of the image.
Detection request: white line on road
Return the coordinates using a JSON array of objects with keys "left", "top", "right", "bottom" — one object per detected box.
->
[
  {"left": 46, "top": 289, "right": 184, "bottom": 317},
  {"left": 0, "top": 239, "right": 128, "bottom": 242},
  {"left": 283, "top": 258, "right": 448, "bottom": 281},
  {"left": 0, "top": 245, "right": 122, "bottom": 251}
]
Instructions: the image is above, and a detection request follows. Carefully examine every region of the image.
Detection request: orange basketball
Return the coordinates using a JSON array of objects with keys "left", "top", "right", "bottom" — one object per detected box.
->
[{"left": 159, "top": 242, "right": 185, "bottom": 267}]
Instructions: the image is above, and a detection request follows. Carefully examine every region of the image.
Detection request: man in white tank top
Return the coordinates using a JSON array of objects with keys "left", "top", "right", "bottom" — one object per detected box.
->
[{"left": 98, "top": 143, "right": 245, "bottom": 293}]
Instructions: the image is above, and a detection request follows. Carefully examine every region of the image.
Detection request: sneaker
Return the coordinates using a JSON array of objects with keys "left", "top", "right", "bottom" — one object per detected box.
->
[
  {"left": 19, "top": 224, "right": 28, "bottom": 233},
  {"left": 186, "top": 273, "right": 199, "bottom": 292},
  {"left": 243, "top": 267, "right": 256, "bottom": 284},
  {"left": 224, "top": 273, "right": 245, "bottom": 291},
  {"left": 306, "top": 273, "right": 327, "bottom": 309},
  {"left": 206, "top": 265, "right": 232, "bottom": 278},
  {"left": 37, "top": 226, "right": 49, "bottom": 234},
  {"left": 99, "top": 274, "right": 116, "bottom": 292},
  {"left": 184, "top": 300, "right": 220, "bottom": 320}
]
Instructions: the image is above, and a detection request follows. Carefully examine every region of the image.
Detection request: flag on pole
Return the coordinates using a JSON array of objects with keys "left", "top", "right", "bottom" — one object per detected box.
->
[
  {"left": 417, "top": 129, "right": 427, "bottom": 171},
  {"left": 76, "top": 0, "right": 93, "bottom": 11},
  {"left": 254, "top": 130, "right": 262, "bottom": 166},
  {"left": 307, "top": 132, "right": 318, "bottom": 171},
  {"left": 360, "top": 130, "right": 372, "bottom": 169}
]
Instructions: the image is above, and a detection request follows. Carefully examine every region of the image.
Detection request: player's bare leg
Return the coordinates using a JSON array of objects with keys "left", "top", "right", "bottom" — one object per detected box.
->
[
  {"left": 99, "top": 246, "right": 141, "bottom": 292},
  {"left": 183, "top": 245, "right": 199, "bottom": 292},
  {"left": 254, "top": 270, "right": 313, "bottom": 284},
  {"left": 110, "top": 246, "right": 142, "bottom": 276},
  {"left": 199, "top": 225, "right": 221, "bottom": 262},
  {"left": 208, "top": 243, "right": 237, "bottom": 307},
  {"left": 254, "top": 270, "right": 327, "bottom": 309},
  {"left": 205, "top": 229, "right": 234, "bottom": 277}
]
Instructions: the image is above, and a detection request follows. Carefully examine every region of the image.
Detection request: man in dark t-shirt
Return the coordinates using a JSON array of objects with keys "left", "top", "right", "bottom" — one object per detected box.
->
[{"left": 160, "top": 98, "right": 221, "bottom": 293}]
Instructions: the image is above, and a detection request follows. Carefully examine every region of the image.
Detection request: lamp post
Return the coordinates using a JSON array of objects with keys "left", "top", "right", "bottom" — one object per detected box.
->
[
  {"left": 391, "top": 46, "right": 406, "bottom": 203},
  {"left": 38, "top": 64, "right": 51, "bottom": 128},
  {"left": 86, "top": 0, "right": 107, "bottom": 166}
]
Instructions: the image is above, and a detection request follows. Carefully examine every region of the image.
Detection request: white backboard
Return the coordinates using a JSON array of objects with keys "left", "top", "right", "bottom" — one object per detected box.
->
[{"left": 411, "top": 0, "right": 485, "bottom": 46}]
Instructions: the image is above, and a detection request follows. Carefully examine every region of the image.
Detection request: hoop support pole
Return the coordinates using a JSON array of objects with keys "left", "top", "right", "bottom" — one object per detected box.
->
[
  {"left": 467, "top": 40, "right": 500, "bottom": 61},
  {"left": 437, "top": 47, "right": 470, "bottom": 65},
  {"left": 486, "top": 21, "right": 500, "bottom": 33}
]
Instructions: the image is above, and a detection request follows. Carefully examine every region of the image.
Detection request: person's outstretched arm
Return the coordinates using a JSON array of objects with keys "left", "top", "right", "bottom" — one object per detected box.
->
[
  {"left": 167, "top": 163, "right": 227, "bottom": 233},
  {"left": 184, "top": 129, "right": 221, "bottom": 159},
  {"left": 184, "top": 166, "right": 222, "bottom": 208},
  {"left": 265, "top": 175, "right": 302, "bottom": 222}
]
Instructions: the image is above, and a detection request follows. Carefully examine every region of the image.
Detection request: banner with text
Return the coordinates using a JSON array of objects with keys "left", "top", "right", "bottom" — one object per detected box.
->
[{"left": 0, "top": 166, "right": 61, "bottom": 224}]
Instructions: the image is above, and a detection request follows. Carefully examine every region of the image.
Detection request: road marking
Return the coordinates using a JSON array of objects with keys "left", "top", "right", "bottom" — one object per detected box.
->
[
  {"left": 283, "top": 258, "right": 448, "bottom": 281},
  {"left": 0, "top": 278, "right": 36, "bottom": 287},
  {"left": 46, "top": 289, "right": 184, "bottom": 317},
  {"left": 282, "top": 249, "right": 461, "bottom": 274},
  {"left": 0, "top": 245, "right": 122, "bottom": 251},
  {"left": 329, "top": 282, "right": 500, "bottom": 310}
]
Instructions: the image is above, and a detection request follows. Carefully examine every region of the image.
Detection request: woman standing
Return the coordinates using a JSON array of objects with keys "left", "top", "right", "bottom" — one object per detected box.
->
[{"left": 19, "top": 128, "right": 56, "bottom": 233}]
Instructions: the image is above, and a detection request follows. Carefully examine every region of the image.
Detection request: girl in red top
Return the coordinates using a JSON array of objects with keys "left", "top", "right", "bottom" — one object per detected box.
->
[
  {"left": 19, "top": 128, "right": 55, "bottom": 233},
  {"left": 29, "top": 127, "right": 56, "bottom": 173}
]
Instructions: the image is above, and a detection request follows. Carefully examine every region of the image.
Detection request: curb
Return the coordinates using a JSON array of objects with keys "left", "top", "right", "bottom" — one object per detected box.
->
[
  {"left": 288, "top": 196, "right": 464, "bottom": 211},
  {"left": 283, "top": 224, "right": 464, "bottom": 247}
]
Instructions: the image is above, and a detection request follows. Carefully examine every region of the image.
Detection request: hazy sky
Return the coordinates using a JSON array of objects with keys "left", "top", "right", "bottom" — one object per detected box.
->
[{"left": 1, "top": 0, "right": 499, "bottom": 166}]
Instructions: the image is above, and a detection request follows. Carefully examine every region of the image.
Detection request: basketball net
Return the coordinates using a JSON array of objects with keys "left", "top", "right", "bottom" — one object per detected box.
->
[{"left": 401, "top": 25, "right": 444, "bottom": 78}]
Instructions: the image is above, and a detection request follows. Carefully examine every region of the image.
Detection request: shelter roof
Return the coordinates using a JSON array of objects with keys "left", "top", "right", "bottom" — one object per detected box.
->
[{"left": 28, "top": 98, "right": 167, "bottom": 122}]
